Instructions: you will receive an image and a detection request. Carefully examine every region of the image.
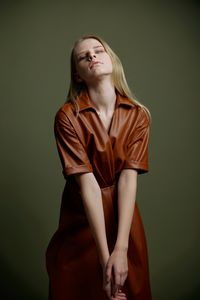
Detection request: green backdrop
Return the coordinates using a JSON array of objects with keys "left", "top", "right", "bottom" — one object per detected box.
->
[{"left": 0, "top": 1, "right": 199, "bottom": 299}]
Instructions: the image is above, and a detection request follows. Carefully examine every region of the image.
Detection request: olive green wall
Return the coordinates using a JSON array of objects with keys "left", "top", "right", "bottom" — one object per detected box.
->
[{"left": 0, "top": 1, "right": 199, "bottom": 299}]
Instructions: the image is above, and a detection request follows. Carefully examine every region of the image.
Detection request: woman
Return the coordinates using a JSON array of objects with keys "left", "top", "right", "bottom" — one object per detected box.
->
[{"left": 46, "top": 35, "right": 152, "bottom": 300}]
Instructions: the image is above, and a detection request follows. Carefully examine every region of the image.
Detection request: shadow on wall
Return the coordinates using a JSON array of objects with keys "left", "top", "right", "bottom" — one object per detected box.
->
[{"left": 0, "top": 257, "right": 44, "bottom": 300}]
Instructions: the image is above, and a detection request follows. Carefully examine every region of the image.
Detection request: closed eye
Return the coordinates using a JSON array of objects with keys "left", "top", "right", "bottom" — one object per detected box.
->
[
  {"left": 95, "top": 49, "right": 105, "bottom": 54},
  {"left": 78, "top": 55, "right": 86, "bottom": 61},
  {"left": 77, "top": 47, "right": 105, "bottom": 61}
]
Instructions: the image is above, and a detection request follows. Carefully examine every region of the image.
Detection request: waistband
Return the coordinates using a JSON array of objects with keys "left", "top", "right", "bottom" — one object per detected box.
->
[{"left": 100, "top": 183, "right": 116, "bottom": 191}]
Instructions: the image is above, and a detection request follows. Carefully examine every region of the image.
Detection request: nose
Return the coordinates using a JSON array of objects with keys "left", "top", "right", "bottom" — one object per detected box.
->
[{"left": 88, "top": 52, "right": 96, "bottom": 61}]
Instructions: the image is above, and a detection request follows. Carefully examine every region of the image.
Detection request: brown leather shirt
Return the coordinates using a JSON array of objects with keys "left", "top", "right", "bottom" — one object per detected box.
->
[{"left": 54, "top": 91, "right": 150, "bottom": 188}]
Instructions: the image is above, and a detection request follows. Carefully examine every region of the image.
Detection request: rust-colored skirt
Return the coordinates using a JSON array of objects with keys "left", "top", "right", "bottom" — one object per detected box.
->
[{"left": 46, "top": 180, "right": 152, "bottom": 300}]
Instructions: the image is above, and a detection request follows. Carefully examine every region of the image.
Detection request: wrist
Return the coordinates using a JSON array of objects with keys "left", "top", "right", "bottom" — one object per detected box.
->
[
  {"left": 99, "top": 250, "right": 110, "bottom": 268},
  {"left": 114, "top": 243, "right": 128, "bottom": 253}
]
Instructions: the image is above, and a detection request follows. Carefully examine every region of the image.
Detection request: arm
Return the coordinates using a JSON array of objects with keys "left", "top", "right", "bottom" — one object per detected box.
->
[
  {"left": 115, "top": 168, "right": 137, "bottom": 250},
  {"left": 105, "top": 108, "right": 149, "bottom": 296},
  {"left": 106, "top": 169, "right": 137, "bottom": 292},
  {"left": 74, "top": 172, "right": 110, "bottom": 267},
  {"left": 75, "top": 172, "right": 127, "bottom": 300}
]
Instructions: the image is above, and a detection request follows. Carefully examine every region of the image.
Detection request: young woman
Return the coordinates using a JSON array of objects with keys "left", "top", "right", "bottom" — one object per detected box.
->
[{"left": 46, "top": 35, "right": 152, "bottom": 300}]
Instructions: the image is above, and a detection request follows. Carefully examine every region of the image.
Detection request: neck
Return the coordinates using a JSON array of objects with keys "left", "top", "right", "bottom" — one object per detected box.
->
[{"left": 87, "top": 79, "right": 116, "bottom": 112}]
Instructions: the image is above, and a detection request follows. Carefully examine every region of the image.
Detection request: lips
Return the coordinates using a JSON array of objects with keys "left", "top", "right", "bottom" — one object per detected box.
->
[{"left": 89, "top": 61, "right": 102, "bottom": 69}]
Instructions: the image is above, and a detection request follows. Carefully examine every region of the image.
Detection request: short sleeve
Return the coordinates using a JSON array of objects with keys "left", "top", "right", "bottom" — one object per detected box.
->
[
  {"left": 54, "top": 109, "right": 93, "bottom": 179},
  {"left": 123, "top": 107, "right": 150, "bottom": 174}
]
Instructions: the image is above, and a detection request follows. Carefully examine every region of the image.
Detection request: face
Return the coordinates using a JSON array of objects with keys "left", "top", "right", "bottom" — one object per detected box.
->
[{"left": 73, "top": 38, "right": 113, "bottom": 84}]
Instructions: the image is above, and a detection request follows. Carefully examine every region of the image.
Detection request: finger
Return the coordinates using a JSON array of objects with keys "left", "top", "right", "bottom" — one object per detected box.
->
[
  {"left": 106, "top": 263, "right": 112, "bottom": 283},
  {"left": 113, "top": 293, "right": 127, "bottom": 300},
  {"left": 103, "top": 281, "right": 110, "bottom": 290},
  {"left": 111, "top": 276, "right": 119, "bottom": 297},
  {"left": 111, "top": 293, "right": 126, "bottom": 300},
  {"left": 116, "top": 291, "right": 127, "bottom": 299},
  {"left": 116, "top": 287, "right": 126, "bottom": 294},
  {"left": 104, "top": 281, "right": 111, "bottom": 293},
  {"left": 112, "top": 274, "right": 121, "bottom": 295},
  {"left": 103, "top": 275, "right": 112, "bottom": 297},
  {"left": 112, "top": 285, "right": 126, "bottom": 299},
  {"left": 121, "top": 272, "right": 128, "bottom": 286},
  {"left": 114, "top": 272, "right": 121, "bottom": 286},
  {"left": 119, "top": 275, "right": 123, "bottom": 287},
  {"left": 103, "top": 274, "right": 111, "bottom": 288},
  {"left": 118, "top": 286, "right": 123, "bottom": 293},
  {"left": 115, "top": 286, "right": 127, "bottom": 299}
]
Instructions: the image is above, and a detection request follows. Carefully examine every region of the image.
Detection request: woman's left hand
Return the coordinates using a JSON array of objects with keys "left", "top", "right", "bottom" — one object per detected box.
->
[{"left": 105, "top": 247, "right": 128, "bottom": 298}]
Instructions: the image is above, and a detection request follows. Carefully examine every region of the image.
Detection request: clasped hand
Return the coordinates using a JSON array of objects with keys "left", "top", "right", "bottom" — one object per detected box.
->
[{"left": 103, "top": 248, "right": 128, "bottom": 300}]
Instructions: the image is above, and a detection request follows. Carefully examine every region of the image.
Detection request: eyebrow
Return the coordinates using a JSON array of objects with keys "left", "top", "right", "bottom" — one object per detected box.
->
[{"left": 76, "top": 45, "right": 104, "bottom": 57}]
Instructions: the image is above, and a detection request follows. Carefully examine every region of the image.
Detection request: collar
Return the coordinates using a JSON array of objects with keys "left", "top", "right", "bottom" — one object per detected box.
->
[{"left": 77, "top": 91, "right": 135, "bottom": 112}]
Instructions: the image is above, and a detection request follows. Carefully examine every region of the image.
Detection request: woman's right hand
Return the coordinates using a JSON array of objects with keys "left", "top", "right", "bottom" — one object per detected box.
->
[{"left": 102, "top": 263, "right": 127, "bottom": 300}]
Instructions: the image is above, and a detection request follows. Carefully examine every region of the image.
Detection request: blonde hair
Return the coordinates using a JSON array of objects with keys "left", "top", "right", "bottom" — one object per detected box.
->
[{"left": 66, "top": 34, "right": 151, "bottom": 121}]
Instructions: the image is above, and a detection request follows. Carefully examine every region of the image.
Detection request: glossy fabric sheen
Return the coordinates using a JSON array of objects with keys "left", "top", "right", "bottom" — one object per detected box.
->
[{"left": 46, "top": 92, "right": 152, "bottom": 300}]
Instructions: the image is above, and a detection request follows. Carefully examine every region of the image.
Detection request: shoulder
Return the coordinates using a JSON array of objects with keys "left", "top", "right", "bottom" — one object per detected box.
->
[
  {"left": 120, "top": 93, "right": 150, "bottom": 124},
  {"left": 130, "top": 103, "right": 151, "bottom": 128},
  {"left": 138, "top": 106, "right": 150, "bottom": 124},
  {"left": 54, "top": 102, "right": 77, "bottom": 132},
  {"left": 54, "top": 101, "right": 75, "bottom": 123}
]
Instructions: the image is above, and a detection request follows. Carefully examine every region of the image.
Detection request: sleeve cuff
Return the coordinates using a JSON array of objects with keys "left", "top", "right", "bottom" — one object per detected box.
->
[
  {"left": 123, "top": 160, "right": 149, "bottom": 174},
  {"left": 62, "top": 163, "right": 93, "bottom": 178}
]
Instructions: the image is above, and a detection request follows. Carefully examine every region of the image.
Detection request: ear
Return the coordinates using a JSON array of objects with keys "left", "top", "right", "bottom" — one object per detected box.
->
[{"left": 74, "top": 73, "right": 83, "bottom": 83}]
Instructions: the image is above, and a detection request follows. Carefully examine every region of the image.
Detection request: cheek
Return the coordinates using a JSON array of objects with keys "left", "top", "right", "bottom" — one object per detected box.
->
[
  {"left": 105, "top": 57, "right": 113, "bottom": 71},
  {"left": 75, "top": 64, "right": 88, "bottom": 79},
  {"left": 104, "top": 53, "right": 112, "bottom": 65}
]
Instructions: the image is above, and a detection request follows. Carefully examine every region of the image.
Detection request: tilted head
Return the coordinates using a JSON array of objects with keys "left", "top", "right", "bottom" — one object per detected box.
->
[
  {"left": 66, "top": 34, "right": 151, "bottom": 121},
  {"left": 67, "top": 34, "right": 133, "bottom": 101}
]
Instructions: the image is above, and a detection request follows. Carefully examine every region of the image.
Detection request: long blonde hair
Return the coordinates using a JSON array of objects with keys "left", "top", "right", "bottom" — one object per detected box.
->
[{"left": 66, "top": 34, "right": 151, "bottom": 120}]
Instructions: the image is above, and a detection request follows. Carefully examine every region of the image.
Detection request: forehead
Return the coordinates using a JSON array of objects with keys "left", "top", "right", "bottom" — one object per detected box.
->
[{"left": 74, "top": 38, "right": 104, "bottom": 55}]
